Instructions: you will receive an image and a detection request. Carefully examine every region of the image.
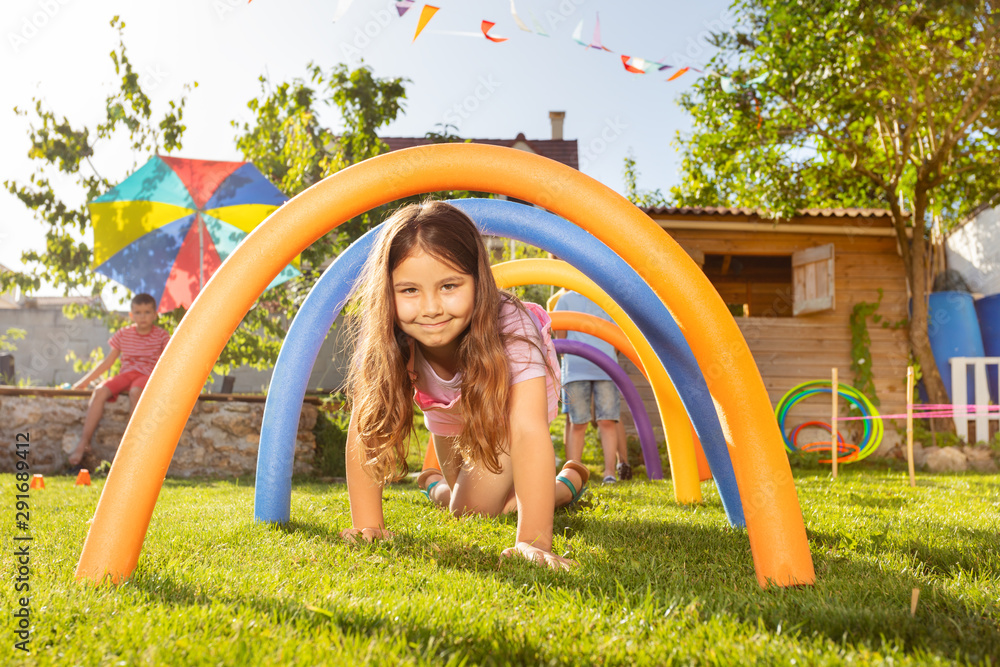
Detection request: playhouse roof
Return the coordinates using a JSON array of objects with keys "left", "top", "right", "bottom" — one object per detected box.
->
[
  {"left": 641, "top": 205, "right": 899, "bottom": 220},
  {"left": 640, "top": 205, "right": 910, "bottom": 237}
]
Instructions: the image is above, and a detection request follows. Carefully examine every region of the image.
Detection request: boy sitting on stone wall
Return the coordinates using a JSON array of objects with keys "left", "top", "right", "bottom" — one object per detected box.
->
[{"left": 67, "top": 293, "right": 170, "bottom": 468}]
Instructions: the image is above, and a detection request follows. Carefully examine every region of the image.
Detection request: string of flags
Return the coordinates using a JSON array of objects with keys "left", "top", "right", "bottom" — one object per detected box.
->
[
  {"left": 409, "top": 2, "right": 768, "bottom": 88},
  {"left": 257, "top": 0, "right": 770, "bottom": 91}
]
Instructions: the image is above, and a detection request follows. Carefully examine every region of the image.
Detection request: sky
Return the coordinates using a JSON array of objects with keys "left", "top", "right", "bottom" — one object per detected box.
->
[{"left": 0, "top": 0, "right": 736, "bottom": 298}]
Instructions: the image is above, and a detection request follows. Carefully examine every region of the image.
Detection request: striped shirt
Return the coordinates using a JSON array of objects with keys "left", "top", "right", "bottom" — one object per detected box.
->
[{"left": 109, "top": 324, "right": 171, "bottom": 376}]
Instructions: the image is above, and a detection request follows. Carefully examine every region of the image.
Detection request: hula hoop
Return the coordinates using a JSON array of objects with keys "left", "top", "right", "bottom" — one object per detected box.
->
[
  {"left": 791, "top": 421, "right": 859, "bottom": 464},
  {"left": 775, "top": 381, "right": 883, "bottom": 462},
  {"left": 780, "top": 389, "right": 873, "bottom": 450},
  {"left": 790, "top": 421, "right": 846, "bottom": 449},
  {"left": 799, "top": 441, "right": 861, "bottom": 464}
]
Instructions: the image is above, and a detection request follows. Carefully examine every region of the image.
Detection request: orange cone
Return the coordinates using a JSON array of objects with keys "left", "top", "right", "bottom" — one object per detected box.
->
[
  {"left": 30, "top": 474, "right": 45, "bottom": 489},
  {"left": 75, "top": 469, "right": 91, "bottom": 486}
]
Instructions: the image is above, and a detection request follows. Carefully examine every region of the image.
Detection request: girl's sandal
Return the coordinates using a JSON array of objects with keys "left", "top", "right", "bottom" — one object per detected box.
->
[
  {"left": 416, "top": 468, "right": 444, "bottom": 501},
  {"left": 556, "top": 460, "right": 591, "bottom": 506}
]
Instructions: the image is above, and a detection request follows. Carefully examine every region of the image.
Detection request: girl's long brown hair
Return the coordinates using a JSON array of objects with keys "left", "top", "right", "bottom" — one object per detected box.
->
[{"left": 345, "top": 201, "right": 547, "bottom": 482}]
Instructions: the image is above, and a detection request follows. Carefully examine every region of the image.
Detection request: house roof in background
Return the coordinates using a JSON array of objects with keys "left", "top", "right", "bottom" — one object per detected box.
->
[{"left": 382, "top": 134, "right": 579, "bottom": 170}]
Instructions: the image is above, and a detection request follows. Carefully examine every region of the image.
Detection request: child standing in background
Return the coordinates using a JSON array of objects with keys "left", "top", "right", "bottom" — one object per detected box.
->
[
  {"left": 341, "top": 201, "right": 589, "bottom": 570},
  {"left": 68, "top": 293, "right": 170, "bottom": 468},
  {"left": 552, "top": 290, "right": 631, "bottom": 484}
]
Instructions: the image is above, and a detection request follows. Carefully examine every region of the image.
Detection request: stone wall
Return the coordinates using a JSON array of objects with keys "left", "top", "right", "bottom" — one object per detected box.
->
[
  {"left": 891, "top": 441, "right": 998, "bottom": 473},
  {"left": 0, "top": 395, "right": 318, "bottom": 477}
]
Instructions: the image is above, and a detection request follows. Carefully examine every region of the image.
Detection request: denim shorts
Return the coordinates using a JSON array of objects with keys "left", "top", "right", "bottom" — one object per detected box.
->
[{"left": 563, "top": 380, "right": 620, "bottom": 424}]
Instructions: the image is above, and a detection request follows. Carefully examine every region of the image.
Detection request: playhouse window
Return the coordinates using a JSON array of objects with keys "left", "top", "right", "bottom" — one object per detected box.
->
[
  {"left": 791, "top": 243, "right": 836, "bottom": 315},
  {"left": 702, "top": 254, "right": 794, "bottom": 317}
]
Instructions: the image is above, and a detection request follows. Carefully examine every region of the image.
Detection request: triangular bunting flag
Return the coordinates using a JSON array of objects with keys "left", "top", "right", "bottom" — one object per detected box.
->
[
  {"left": 591, "top": 12, "right": 612, "bottom": 52},
  {"left": 510, "top": 0, "right": 532, "bottom": 32},
  {"left": 331, "top": 0, "right": 355, "bottom": 22},
  {"left": 481, "top": 20, "right": 508, "bottom": 43},
  {"left": 621, "top": 55, "right": 645, "bottom": 74},
  {"left": 529, "top": 10, "right": 549, "bottom": 36},
  {"left": 666, "top": 66, "right": 691, "bottom": 81},
  {"left": 573, "top": 14, "right": 613, "bottom": 51},
  {"left": 413, "top": 5, "right": 440, "bottom": 41}
]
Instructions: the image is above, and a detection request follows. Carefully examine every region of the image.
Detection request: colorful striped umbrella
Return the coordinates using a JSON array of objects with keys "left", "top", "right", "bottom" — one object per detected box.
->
[{"left": 88, "top": 156, "right": 298, "bottom": 313}]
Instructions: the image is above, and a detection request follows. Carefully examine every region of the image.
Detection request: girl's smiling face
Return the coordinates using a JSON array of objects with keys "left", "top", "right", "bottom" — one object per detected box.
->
[{"left": 392, "top": 248, "right": 475, "bottom": 356}]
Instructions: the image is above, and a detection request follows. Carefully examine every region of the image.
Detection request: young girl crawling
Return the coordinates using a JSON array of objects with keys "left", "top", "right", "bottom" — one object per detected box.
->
[{"left": 340, "top": 201, "right": 590, "bottom": 570}]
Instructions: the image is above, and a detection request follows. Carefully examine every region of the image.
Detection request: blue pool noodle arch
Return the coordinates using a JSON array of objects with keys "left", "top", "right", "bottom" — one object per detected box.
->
[{"left": 253, "top": 198, "right": 744, "bottom": 526}]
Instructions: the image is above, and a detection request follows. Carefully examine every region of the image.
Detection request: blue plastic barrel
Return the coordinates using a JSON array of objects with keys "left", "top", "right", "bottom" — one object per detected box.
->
[
  {"left": 974, "top": 293, "right": 1000, "bottom": 402},
  {"left": 927, "top": 291, "right": 985, "bottom": 400}
]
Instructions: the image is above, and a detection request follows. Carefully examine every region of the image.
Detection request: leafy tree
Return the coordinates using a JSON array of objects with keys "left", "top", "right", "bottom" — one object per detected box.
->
[
  {"left": 3, "top": 20, "right": 413, "bottom": 382},
  {"left": 233, "top": 62, "right": 409, "bottom": 264},
  {"left": 487, "top": 238, "right": 553, "bottom": 307},
  {"left": 233, "top": 66, "right": 486, "bottom": 292},
  {"left": 3, "top": 16, "right": 193, "bottom": 356},
  {"left": 232, "top": 66, "right": 492, "bottom": 372},
  {"left": 1, "top": 328, "right": 26, "bottom": 354},
  {"left": 0, "top": 328, "right": 25, "bottom": 383},
  {"left": 220, "top": 61, "right": 411, "bottom": 380},
  {"left": 622, "top": 151, "right": 669, "bottom": 208},
  {"left": 671, "top": 0, "right": 1000, "bottom": 409}
]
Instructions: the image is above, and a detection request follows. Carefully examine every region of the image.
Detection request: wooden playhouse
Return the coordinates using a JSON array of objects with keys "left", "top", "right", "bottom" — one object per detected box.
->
[{"left": 620, "top": 206, "right": 911, "bottom": 455}]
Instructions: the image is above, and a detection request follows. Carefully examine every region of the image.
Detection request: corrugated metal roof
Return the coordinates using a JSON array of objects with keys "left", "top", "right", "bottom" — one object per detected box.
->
[{"left": 641, "top": 205, "right": 900, "bottom": 218}]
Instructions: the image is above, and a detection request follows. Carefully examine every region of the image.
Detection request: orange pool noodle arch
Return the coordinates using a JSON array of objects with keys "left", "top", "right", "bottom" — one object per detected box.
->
[
  {"left": 548, "top": 310, "right": 711, "bottom": 482},
  {"left": 75, "top": 143, "right": 813, "bottom": 588},
  {"left": 549, "top": 311, "right": 646, "bottom": 377},
  {"left": 493, "top": 259, "right": 700, "bottom": 501},
  {"left": 423, "top": 289, "right": 653, "bottom": 474},
  {"left": 548, "top": 309, "right": 713, "bottom": 481},
  {"left": 423, "top": 280, "right": 698, "bottom": 482},
  {"left": 422, "top": 289, "right": 652, "bottom": 474}
]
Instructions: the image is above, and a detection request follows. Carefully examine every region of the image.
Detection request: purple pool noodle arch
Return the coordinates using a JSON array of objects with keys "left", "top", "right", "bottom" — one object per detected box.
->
[{"left": 554, "top": 339, "right": 658, "bottom": 473}]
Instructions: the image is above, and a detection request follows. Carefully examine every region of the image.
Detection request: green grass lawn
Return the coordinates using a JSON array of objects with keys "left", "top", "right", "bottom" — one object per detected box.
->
[{"left": 3, "top": 453, "right": 999, "bottom": 665}]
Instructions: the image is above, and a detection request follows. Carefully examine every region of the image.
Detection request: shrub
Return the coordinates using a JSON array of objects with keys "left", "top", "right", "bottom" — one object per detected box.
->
[{"left": 313, "top": 407, "right": 349, "bottom": 478}]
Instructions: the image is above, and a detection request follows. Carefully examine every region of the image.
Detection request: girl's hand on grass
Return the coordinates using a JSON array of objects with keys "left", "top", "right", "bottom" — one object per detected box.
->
[
  {"left": 501, "top": 542, "right": 576, "bottom": 571},
  {"left": 340, "top": 527, "right": 394, "bottom": 543}
]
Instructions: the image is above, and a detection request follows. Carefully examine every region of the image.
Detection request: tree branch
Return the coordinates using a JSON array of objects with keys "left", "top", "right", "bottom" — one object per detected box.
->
[{"left": 775, "top": 92, "right": 890, "bottom": 190}]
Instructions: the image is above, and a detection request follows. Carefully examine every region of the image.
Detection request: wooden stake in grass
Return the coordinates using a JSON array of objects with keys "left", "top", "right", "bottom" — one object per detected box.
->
[
  {"left": 831, "top": 368, "right": 838, "bottom": 479},
  {"left": 906, "top": 366, "right": 916, "bottom": 487},
  {"left": 911, "top": 587, "right": 920, "bottom": 616}
]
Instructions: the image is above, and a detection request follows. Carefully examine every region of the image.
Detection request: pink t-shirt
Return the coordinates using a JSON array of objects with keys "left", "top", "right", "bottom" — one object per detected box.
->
[
  {"left": 109, "top": 324, "right": 170, "bottom": 376},
  {"left": 408, "top": 300, "right": 561, "bottom": 436}
]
